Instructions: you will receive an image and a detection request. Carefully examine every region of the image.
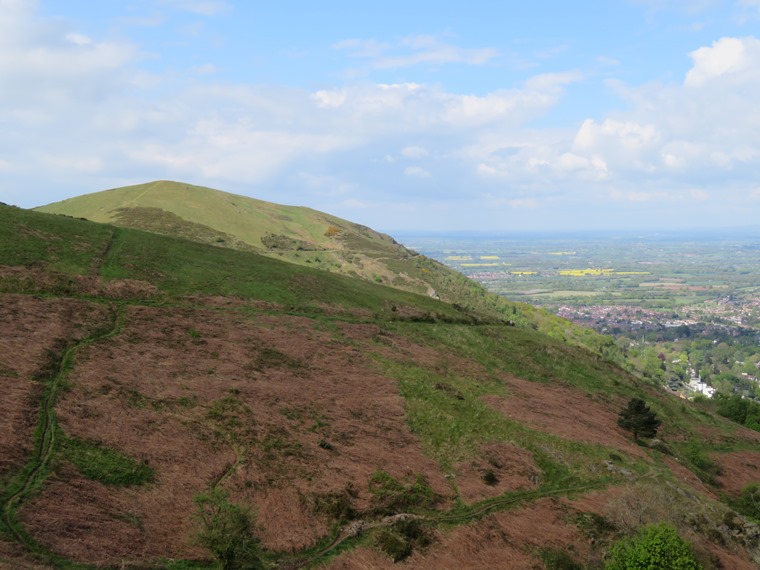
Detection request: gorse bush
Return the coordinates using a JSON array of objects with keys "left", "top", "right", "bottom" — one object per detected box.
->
[{"left": 605, "top": 523, "right": 701, "bottom": 570}]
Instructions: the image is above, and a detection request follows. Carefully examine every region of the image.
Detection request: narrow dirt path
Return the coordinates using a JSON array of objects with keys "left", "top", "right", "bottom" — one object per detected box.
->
[
  {"left": 0, "top": 304, "right": 125, "bottom": 552},
  {"left": 276, "top": 478, "right": 613, "bottom": 569},
  {"left": 89, "top": 228, "right": 119, "bottom": 276}
]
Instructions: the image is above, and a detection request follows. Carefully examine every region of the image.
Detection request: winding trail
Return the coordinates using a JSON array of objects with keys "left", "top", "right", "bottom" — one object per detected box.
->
[
  {"left": 90, "top": 228, "right": 119, "bottom": 276},
  {"left": 0, "top": 304, "right": 125, "bottom": 551},
  {"left": 276, "top": 478, "right": 614, "bottom": 569}
]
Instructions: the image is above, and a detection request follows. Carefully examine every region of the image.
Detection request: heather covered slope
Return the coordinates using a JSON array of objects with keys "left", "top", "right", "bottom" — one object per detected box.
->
[{"left": 1, "top": 203, "right": 760, "bottom": 569}]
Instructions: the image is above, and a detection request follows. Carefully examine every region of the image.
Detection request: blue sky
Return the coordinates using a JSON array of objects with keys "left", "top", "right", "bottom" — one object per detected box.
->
[{"left": 2, "top": 0, "right": 760, "bottom": 231}]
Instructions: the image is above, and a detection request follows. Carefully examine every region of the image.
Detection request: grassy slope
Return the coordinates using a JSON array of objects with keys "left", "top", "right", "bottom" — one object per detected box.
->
[
  {"left": 34, "top": 181, "right": 626, "bottom": 360},
  {"left": 34, "top": 180, "right": 341, "bottom": 246},
  {"left": 0, "top": 205, "right": 474, "bottom": 322},
  {"left": 3, "top": 203, "right": 759, "bottom": 568}
]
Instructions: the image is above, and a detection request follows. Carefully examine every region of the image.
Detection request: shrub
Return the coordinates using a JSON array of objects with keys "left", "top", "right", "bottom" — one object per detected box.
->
[
  {"left": 737, "top": 483, "right": 760, "bottom": 521},
  {"left": 481, "top": 469, "right": 498, "bottom": 485},
  {"left": 374, "top": 527, "right": 411, "bottom": 562},
  {"left": 605, "top": 523, "right": 700, "bottom": 570},
  {"left": 312, "top": 483, "right": 358, "bottom": 522},
  {"left": 368, "top": 471, "right": 439, "bottom": 515},
  {"left": 374, "top": 519, "right": 432, "bottom": 562},
  {"left": 193, "top": 488, "right": 263, "bottom": 570},
  {"left": 540, "top": 548, "right": 583, "bottom": 570},
  {"left": 683, "top": 439, "right": 720, "bottom": 485}
]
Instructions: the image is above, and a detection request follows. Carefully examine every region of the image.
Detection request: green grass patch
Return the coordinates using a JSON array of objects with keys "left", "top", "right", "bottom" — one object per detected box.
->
[
  {"left": 386, "top": 322, "right": 632, "bottom": 395},
  {"left": 377, "top": 357, "right": 635, "bottom": 489},
  {"left": 368, "top": 471, "right": 440, "bottom": 516},
  {"left": 62, "top": 436, "right": 155, "bottom": 486}
]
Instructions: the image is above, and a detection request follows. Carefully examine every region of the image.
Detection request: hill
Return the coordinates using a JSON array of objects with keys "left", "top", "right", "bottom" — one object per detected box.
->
[
  {"left": 1, "top": 203, "right": 760, "bottom": 569},
  {"left": 35, "top": 180, "right": 626, "bottom": 361},
  {"left": 36, "top": 181, "right": 465, "bottom": 301}
]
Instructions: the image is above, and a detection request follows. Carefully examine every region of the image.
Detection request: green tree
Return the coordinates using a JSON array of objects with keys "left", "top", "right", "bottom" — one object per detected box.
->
[
  {"left": 605, "top": 523, "right": 700, "bottom": 569},
  {"left": 716, "top": 393, "right": 749, "bottom": 424},
  {"left": 193, "top": 488, "right": 263, "bottom": 570},
  {"left": 618, "top": 398, "right": 661, "bottom": 441}
]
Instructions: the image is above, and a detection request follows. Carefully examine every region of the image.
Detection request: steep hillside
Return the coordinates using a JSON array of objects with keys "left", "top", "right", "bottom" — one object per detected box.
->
[
  {"left": 36, "top": 181, "right": 449, "bottom": 297},
  {"left": 35, "top": 181, "right": 627, "bottom": 362},
  {"left": 1, "top": 203, "right": 759, "bottom": 569}
]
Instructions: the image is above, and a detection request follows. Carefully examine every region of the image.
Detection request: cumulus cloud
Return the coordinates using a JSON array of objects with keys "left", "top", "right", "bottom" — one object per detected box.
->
[{"left": 685, "top": 37, "right": 760, "bottom": 86}]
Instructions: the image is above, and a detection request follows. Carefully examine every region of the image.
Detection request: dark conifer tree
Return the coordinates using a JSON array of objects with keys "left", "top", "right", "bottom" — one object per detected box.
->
[{"left": 618, "top": 398, "right": 661, "bottom": 441}]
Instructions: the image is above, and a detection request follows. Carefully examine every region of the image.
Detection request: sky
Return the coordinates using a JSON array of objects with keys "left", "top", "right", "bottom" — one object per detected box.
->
[{"left": 2, "top": 0, "right": 760, "bottom": 232}]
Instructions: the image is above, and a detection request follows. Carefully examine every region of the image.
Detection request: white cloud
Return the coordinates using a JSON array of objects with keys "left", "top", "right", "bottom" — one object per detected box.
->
[
  {"left": 332, "top": 39, "right": 389, "bottom": 58},
  {"left": 128, "top": 121, "right": 354, "bottom": 184},
  {"left": 401, "top": 146, "right": 428, "bottom": 159},
  {"left": 65, "top": 33, "right": 92, "bottom": 46},
  {"left": 404, "top": 166, "right": 431, "bottom": 178},
  {"left": 190, "top": 63, "right": 218, "bottom": 74},
  {"left": 574, "top": 119, "right": 661, "bottom": 153},
  {"left": 334, "top": 34, "right": 499, "bottom": 69},
  {"left": 313, "top": 88, "right": 349, "bottom": 109},
  {"left": 0, "top": 5, "right": 138, "bottom": 114},
  {"left": 685, "top": 37, "right": 760, "bottom": 86}
]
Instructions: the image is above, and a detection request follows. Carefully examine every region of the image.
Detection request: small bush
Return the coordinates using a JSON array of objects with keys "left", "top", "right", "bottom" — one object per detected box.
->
[
  {"left": 312, "top": 483, "right": 358, "bottom": 522},
  {"left": 574, "top": 511, "right": 616, "bottom": 541},
  {"left": 683, "top": 439, "right": 720, "bottom": 485},
  {"left": 605, "top": 523, "right": 701, "bottom": 570},
  {"left": 374, "top": 519, "right": 432, "bottom": 562},
  {"left": 368, "top": 471, "right": 439, "bottom": 516},
  {"left": 374, "top": 527, "right": 411, "bottom": 562},
  {"left": 193, "top": 488, "right": 263, "bottom": 570},
  {"left": 540, "top": 548, "right": 583, "bottom": 570},
  {"left": 736, "top": 483, "right": 760, "bottom": 521},
  {"left": 481, "top": 469, "right": 498, "bottom": 485}
]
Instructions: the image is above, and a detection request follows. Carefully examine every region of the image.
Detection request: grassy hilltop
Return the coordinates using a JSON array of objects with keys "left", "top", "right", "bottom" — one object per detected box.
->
[
  {"left": 1, "top": 201, "right": 759, "bottom": 568},
  {"left": 36, "top": 180, "right": 467, "bottom": 303}
]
